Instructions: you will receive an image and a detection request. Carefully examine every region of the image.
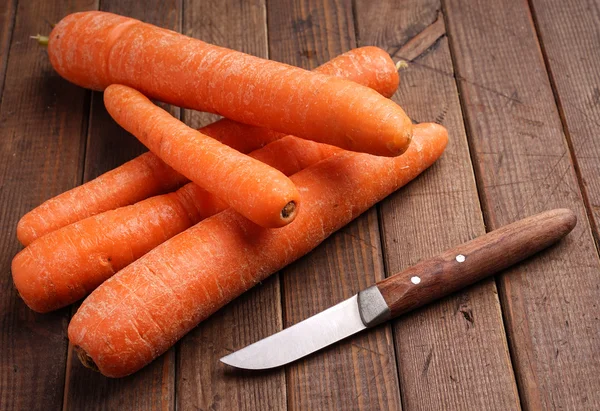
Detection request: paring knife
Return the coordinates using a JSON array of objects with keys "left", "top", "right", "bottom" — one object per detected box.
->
[{"left": 221, "top": 208, "right": 576, "bottom": 370}]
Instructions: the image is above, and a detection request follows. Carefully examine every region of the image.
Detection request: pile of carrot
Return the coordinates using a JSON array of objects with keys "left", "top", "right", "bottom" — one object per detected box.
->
[{"left": 12, "top": 10, "right": 449, "bottom": 378}]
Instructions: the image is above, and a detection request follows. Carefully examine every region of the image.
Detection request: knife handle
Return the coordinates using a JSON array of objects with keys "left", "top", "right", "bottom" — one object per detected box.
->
[{"left": 372, "top": 208, "right": 576, "bottom": 322}]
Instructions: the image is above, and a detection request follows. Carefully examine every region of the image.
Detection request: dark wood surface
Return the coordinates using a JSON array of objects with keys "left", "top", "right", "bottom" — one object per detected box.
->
[
  {"left": 445, "top": 0, "right": 600, "bottom": 409},
  {"left": 353, "top": 1, "right": 520, "bottom": 409},
  {"left": 529, "top": 0, "right": 600, "bottom": 243},
  {"left": 1, "top": 1, "right": 598, "bottom": 410}
]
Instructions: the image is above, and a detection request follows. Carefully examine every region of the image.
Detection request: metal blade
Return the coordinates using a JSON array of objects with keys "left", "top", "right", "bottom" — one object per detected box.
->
[{"left": 220, "top": 295, "right": 366, "bottom": 370}]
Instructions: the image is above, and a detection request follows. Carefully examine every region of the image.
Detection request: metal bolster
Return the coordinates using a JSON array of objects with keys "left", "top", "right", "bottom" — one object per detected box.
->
[{"left": 357, "top": 286, "right": 392, "bottom": 328}]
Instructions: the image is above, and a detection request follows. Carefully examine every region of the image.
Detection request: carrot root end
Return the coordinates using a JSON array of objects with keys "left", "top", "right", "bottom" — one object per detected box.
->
[
  {"left": 75, "top": 346, "right": 100, "bottom": 373},
  {"left": 281, "top": 201, "right": 297, "bottom": 221}
]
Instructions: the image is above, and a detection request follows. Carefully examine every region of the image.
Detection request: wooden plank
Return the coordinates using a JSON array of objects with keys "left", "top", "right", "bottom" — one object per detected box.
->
[
  {"left": 267, "top": 1, "right": 402, "bottom": 409},
  {"left": 354, "top": 1, "right": 521, "bottom": 409},
  {"left": 443, "top": 0, "right": 600, "bottom": 408},
  {"left": 0, "top": 1, "right": 96, "bottom": 410},
  {"left": 0, "top": 0, "right": 17, "bottom": 99},
  {"left": 529, "top": 0, "right": 600, "bottom": 245},
  {"left": 63, "top": 2, "right": 181, "bottom": 410},
  {"left": 176, "top": 1, "right": 287, "bottom": 410},
  {"left": 393, "top": 12, "right": 446, "bottom": 62}
]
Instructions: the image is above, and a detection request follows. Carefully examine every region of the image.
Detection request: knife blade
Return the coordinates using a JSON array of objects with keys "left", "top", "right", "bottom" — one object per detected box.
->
[{"left": 221, "top": 208, "right": 576, "bottom": 370}]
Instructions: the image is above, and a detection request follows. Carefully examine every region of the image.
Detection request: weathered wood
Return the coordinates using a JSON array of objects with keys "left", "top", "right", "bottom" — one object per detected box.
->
[
  {"left": 377, "top": 209, "right": 576, "bottom": 318},
  {"left": 63, "top": 2, "right": 181, "bottom": 410},
  {"left": 395, "top": 13, "right": 446, "bottom": 62},
  {"left": 444, "top": 0, "right": 600, "bottom": 408},
  {"left": 529, "top": 0, "right": 600, "bottom": 245},
  {"left": 267, "top": 1, "right": 402, "bottom": 409},
  {"left": 0, "top": 1, "right": 96, "bottom": 410},
  {"left": 0, "top": 0, "right": 16, "bottom": 99},
  {"left": 176, "top": 1, "right": 287, "bottom": 410},
  {"left": 354, "top": 1, "right": 521, "bottom": 409}
]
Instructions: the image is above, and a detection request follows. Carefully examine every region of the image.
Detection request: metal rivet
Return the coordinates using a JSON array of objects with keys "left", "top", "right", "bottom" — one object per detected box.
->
[
  {"left": 411, "top": 276, "right": 421, "bottom": 284},
  {"left": 456, "top": 254, "right": 466, "bottom": 263}
]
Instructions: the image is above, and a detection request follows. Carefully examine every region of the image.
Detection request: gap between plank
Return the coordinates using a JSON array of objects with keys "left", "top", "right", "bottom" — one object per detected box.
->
[
  {"left": 60, "top": 0, "right": 100, "bottom": 404},
  {"left": 173, "top": 2, "right": 184, "bottom": 410},
  {"left": 526, "top": 0, "right": 600, "bottom": 254},
  {"left": 262, "top": 1, "right": 291, "bottom": 409},
  {"left": 438, "top": 1, "right": 524, "bottom": 410},
  {"left": 394, "top": 12, "right": 446, "bottom": 63},
  {"left": 0, "top": 0, "right": 19, "bottom": 107},
  {"left": 350, "top": 1, "right": 405, "bottom": 408}
]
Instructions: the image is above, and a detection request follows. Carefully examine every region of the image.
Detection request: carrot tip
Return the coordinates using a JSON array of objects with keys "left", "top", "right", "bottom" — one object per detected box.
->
[
  {"left": 395, "top": 60, "right": 409, "bottom": 71},
  {"left": 281, "top": 201, "right": 297, "bottom": 220},
  {"left": 75, "top": 346, "right": 100, "bottom": 373},
  {"left": 30, "top": 34, "right": 49, "bottom": 46}
]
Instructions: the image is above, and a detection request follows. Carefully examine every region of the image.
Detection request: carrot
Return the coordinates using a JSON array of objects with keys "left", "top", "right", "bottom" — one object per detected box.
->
[
  {"left": 67, "top": 123, "right": 448, "bottom": 378},
  {"left": 12, "top": 137, "right": 340, "bottom": 313},
  {"left": 17, "top": 46, "right": 400, "bottom": 246},
  {"left": 48, "top": 11, "right": 412, "bottom": 156},
  {"left": 104, "top": 85, "right": 300, "bottom": 228}
]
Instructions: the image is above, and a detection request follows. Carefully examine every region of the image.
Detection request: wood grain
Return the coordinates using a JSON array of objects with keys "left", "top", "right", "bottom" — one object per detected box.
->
[
  {"left": 176, "top": 1, "right": 287, "bottom": 410},
  {"left": 63, "top": 1, "right": 181, "bottom": 410},
  {"left": 0, "top": 1, "right": 96, "bottom": 410},
  {"left": 529, "top": 0, "right": 600, "bottom": 245},
  {"left": 443, "top": 0, "right": 600, "bottom": 408},
  {"left": 354, "top": 1, "right": 521, "bottom": 409},
  {"left": 0, "top": 0, "right": 16, "bottom": 99},
  {"left": 377, "top": 209, "right": 576, "bottom": 317},
  {"left": 268, "top": 1, "right": 402, "bottom": 409}
]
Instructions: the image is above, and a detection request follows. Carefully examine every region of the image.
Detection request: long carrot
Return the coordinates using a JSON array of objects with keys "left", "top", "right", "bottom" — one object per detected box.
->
[
  {"left": 17, "top": 46, "right": 400, "bottom": 246},
  {"left": 104, "top": 84, "right": 300, "bottom": 228},
  {"left": 12, "top": 137, "right": 340, "bottom": 313},
  {"left": 68, "top": 123, "right": 448, "bottom": 378},
  {"left": 48, "top": 11, "right": 412, "bottom": 156}
]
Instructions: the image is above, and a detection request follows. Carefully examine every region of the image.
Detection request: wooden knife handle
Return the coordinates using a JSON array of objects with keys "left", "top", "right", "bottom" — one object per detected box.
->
[{"left": 376, "top": 208, "right": 576, "bottom": 319}]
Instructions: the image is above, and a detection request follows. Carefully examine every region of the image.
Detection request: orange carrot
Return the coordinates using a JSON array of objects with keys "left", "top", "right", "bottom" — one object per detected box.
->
[
  {"left": 104, "top": 84, "right": 300, "bottom": 228},
  {"left": 68, "top": 123, "right": 448, "bottom": 378},
  {"left": 12, "top": 137, "right": 340, "bottom": 313},
  {"left": 17, "top": 46, "right": 399, "bottom": 246},
  {"left": 48, "top": 11, "right": 412, "bottom": 156}
]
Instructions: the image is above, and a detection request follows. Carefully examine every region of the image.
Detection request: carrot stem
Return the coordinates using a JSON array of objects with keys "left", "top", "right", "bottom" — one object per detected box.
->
[
  {"left": 31, "top": 34, "right": 49, "bottom": 46},
  {"left": 396, "top": 60, "right": 409, "bottom": 71}
]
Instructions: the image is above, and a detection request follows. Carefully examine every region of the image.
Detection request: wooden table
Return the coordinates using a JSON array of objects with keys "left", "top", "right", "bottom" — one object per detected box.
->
[{"left": 1, "top": 0, "right": 599, "bottom": 409}]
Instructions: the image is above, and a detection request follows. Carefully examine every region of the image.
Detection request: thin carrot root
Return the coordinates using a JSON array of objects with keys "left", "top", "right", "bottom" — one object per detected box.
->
[
  {"left": 30, "top": 35, "right": 49, "bottom": 46},
  {"left": 104, "top": 84, "right": 301, "bottom": 228}
]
